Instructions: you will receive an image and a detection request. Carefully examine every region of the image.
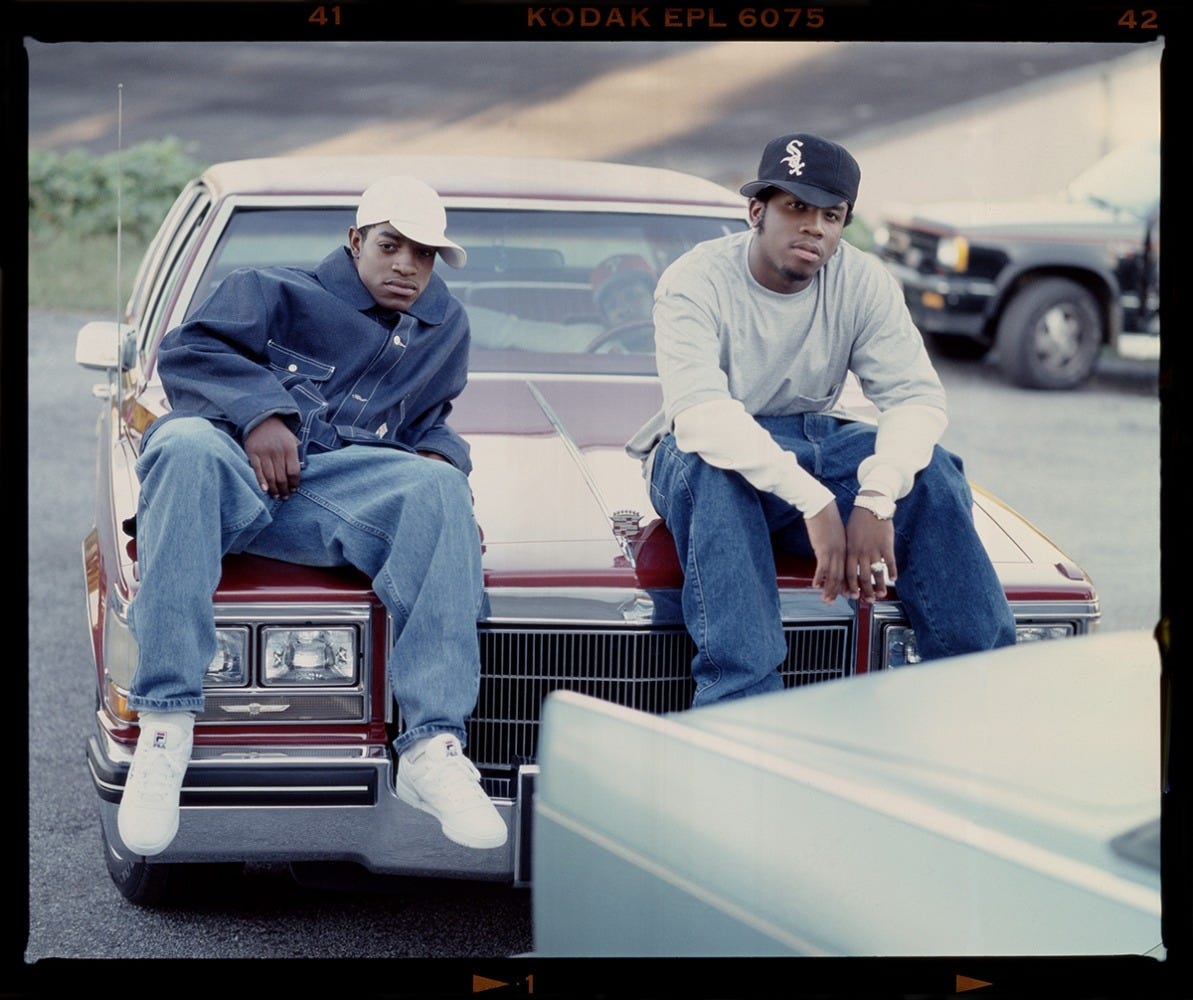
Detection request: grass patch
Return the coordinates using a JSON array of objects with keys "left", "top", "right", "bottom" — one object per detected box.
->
[
  {"left": 28, "top": 137, "right": 201, "bottom": 313},
  {"left": 29, "top": 229, "right": 151, "bottom": 314}
]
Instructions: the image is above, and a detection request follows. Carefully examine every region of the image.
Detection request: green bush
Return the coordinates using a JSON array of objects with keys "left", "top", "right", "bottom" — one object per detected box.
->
[
  {"left": 28, "top": 137, "right": 204, "bottom": 309},
  {"left": 29, "top": 136, "right": 202, "bottom": 240}
]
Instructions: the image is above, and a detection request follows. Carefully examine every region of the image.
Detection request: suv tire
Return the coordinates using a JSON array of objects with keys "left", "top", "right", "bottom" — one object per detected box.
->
[{"left": 995, "top": 278, "right": 1102, "bottom": 390}]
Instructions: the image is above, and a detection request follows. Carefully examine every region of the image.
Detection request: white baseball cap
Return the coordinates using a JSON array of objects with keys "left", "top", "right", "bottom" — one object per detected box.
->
[{"left": 355, "top": 175, "right": 467, "bottom": 268}]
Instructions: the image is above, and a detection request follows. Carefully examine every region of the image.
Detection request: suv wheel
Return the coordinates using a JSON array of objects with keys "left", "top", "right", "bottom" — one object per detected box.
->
[{"left": 995, "top": 278, "right": 1102, "bottom": 389}]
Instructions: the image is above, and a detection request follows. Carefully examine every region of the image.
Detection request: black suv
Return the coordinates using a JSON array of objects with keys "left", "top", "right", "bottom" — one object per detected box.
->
[{"left": 872, "top": 140, "right": 1159, "bottom": 390}]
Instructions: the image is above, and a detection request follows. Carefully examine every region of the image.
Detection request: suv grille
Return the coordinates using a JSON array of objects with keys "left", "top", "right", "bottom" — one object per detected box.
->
[
  {"left": 877, "top": 224, "right": 940, "bottom": 274},
  {"left": 470, "top": 622, "right": 853, "bottom": 795}
]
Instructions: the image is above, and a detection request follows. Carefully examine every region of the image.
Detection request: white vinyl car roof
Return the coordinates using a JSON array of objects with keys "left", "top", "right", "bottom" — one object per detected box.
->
[{"left": 199, "top": 154, "right": 746, "bottom": 211}]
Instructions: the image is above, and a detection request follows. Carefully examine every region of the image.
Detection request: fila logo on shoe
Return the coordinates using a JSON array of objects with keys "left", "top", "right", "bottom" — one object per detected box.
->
[
  {"left": 443, "top": 738, "right": 460, "bottom": 757},
  {"left": 152, "top": 730, "right": 169, "bottom": 749}
]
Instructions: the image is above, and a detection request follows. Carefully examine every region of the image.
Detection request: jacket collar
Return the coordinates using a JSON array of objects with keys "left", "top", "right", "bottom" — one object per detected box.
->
[{"left": 318, "top": 246, "right": 453, "bottom": 325}]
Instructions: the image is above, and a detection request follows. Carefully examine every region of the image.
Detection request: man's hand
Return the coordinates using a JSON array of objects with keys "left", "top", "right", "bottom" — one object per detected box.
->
[
  {"left": 244, "top": 416, "right": 301, "bottom": 499},
  {"left": 846, "top": 503, "right": 897, "bottom": 603},
  {"left": 805, "top": 501, "right": 848, "bottom": 603}
]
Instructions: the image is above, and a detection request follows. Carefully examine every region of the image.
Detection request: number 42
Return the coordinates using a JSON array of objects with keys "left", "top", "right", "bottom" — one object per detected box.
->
[{"left": 1118, "top": 8, "right": 1159, "bottom": 29}]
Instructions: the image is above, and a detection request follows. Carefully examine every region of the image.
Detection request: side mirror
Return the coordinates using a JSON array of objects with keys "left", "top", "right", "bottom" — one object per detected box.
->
[{"left": 75, "top": 321, "right": 137, "bottom": 372}]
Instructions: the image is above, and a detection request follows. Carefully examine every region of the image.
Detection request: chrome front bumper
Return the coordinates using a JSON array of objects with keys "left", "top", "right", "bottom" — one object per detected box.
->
[{"left": 88, "top": 723, "right": 538, "bottom": 886}]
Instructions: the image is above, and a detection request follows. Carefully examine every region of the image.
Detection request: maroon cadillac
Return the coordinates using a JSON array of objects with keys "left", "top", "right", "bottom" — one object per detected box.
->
[{"left": 75, "top": 154, "right": 1100, "bottom": 904}]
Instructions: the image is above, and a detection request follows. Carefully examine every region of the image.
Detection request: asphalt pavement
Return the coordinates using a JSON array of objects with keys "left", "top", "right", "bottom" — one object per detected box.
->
[{"left": 25, "top": 37, "right": 1159, "bottom": 212}]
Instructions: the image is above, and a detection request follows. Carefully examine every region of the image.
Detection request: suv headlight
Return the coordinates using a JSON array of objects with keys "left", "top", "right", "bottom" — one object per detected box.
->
[{"left": 935, "top": 235, "right": 970, "bottom": 272}]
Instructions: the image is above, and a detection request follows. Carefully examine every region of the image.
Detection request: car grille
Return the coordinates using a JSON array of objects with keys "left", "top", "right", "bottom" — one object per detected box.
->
[{"left": 470, "top": 622, "right": 853, "bottom": 796}]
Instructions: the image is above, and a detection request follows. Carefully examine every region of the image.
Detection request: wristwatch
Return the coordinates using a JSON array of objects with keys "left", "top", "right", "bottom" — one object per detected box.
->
[{"left": 854, "top": 493, "right": 896, "bottom": 520}]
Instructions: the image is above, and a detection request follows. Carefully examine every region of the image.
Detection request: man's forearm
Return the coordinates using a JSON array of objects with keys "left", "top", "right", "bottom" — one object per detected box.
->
[
  {"left": 671, "top": 398, "right": 835, "bottom": 515},
  {"left": 855, "top": 403, "right": 948, "bottom": 499}
]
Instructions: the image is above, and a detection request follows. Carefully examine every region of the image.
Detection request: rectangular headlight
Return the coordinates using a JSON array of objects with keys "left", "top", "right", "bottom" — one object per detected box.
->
[
  {"left": 1014, "top": 623, "right": 1076, "bottom": 643},
  {"left": 883, "top": 625, "right": 920, "bottom": 667},
  {"left": 881, "top": 621, "right": 1077, "bottom": 668},
  {"left": 262, "top": 626, "right": 358, "bottom": 686},
  {"left": 204, "top": 627, "right": 249, "bottom": 686}
]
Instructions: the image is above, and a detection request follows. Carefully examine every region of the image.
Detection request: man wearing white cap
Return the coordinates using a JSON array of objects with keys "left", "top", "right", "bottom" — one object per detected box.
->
[{"left": 117, "top": 175, "right": 508, "bottom": 857}]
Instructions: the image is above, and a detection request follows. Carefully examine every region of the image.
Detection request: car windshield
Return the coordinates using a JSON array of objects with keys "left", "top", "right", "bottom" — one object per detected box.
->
[
  {"left": 190, "top": 206, "right": 745, "bottom": 375},
  {"left": 1065, "top": 139, "right": 1160, "bottom": 221}
]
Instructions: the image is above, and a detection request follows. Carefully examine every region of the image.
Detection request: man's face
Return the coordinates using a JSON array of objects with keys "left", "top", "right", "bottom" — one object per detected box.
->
[
  {"left": 747, "top": 191, "right": 847, "bottom": 294},
  {"left": 599, "top": 276, "right": 654, "bottom": 327},
  {"left": 349, "top": 224, "right": 437, "bottom": 312}
]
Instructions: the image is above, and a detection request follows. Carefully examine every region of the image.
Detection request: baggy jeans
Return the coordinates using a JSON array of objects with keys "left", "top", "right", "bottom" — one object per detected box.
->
[
  {"left": 648, "top": 412, "right": 1018, "bottom": 707},
  {"left": 126, "top": 417, "right": 485, "bottom": 752}
]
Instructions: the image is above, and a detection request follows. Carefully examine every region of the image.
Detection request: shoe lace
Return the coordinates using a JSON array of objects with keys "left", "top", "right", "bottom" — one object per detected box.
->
[
  {"left": 426, "top": 754, "right": 488, "bottom": 806},
  {"left": 129, "top": 746, "right": 187, "bottom": 803}
]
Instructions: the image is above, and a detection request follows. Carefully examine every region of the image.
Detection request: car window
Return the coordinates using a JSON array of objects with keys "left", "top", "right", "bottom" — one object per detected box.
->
[
  {"left": 188, "top": 206, "right": 745, "bottom": 374},
  {"left": 1065, "top": 140, "right": 1160, "bottom": 221},
  {"left": 188, "top": 207, "right": 353, "bottom": 314}
]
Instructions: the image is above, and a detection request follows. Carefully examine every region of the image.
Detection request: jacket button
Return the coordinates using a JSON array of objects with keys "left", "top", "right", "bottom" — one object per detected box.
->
[
  {"left": 393, "top": 336, "right": 403, "bottom": 347},
  {"left": 288, "top": 363, "right": 298, "bottom": 372}
]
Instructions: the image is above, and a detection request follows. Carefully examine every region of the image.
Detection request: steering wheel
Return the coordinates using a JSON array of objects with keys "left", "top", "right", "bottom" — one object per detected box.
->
[{"left": 584, "top": 319, "right": 654, "bottom": 354}]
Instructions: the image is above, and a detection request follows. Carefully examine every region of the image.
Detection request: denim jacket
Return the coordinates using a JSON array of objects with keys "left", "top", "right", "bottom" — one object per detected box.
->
[{"left": 145, "top": 246, "right": 472, "bottom": 473}]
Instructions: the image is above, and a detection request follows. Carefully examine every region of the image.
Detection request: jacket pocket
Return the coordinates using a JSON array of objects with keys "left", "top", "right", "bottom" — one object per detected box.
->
[{"left": 266, "top": 340, "right": 335, "bottom": 386}]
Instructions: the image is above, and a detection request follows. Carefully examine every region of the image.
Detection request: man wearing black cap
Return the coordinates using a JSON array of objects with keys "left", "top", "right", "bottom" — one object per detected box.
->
[{"left": 627, "top": 133, "right": 1016, "bottom": 707}]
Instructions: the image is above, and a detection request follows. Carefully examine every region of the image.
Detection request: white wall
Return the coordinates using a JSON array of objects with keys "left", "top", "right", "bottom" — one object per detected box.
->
[{"left": 851, "top": 42, "right": 1163, "bottom": 217}]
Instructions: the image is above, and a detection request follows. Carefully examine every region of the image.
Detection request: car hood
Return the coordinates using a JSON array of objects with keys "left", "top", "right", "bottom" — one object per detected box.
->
[
  {"left": 535, "top": 629, "right": 1162, "bottom": 956},
  {"left": 882, "top": 194, "right": 1153, "bottom": 240},
  {"left": 681, "top": 629, "right": 1160, "bottom": 849},
  {"left": 137, "top": 370, "right": 1092, "bottom": 597},
  {"left": 453, "top": 372, "right": 659, "bottom": 582},
  {"left": 453, "top": 372, "right": 1093, "bottom": 597}
]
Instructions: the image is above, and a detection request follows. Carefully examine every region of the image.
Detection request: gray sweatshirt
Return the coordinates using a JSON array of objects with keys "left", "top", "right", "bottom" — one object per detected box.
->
[{"left": 626, "top": 228, "right": 948, "bottom": 514}]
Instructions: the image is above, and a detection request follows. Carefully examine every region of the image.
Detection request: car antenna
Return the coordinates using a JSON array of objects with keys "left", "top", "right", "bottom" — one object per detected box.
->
[
  {"left": 112, "top": 82, "right": 128, "bottom": 434},
  {"left": 115, "top": 83, "right": 122, "bottom": 340}
]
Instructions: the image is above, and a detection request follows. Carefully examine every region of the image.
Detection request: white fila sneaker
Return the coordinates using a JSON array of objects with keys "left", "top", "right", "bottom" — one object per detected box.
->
[
  {"left": 395, "top": 733, "right": 508, "bottom": 849},
  {"left": 116, "top": 712, "right": 194, "bottom": 856}
]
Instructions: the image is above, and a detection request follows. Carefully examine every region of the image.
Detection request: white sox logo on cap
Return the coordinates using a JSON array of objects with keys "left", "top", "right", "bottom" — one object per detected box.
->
[{"left": 780, "top": 138, "right": 806, "bottom": 178}]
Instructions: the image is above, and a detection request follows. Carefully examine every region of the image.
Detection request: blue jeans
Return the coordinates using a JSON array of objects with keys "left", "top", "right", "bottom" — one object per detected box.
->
[
  {"left": 126, "top": 417, "right": 485, "bottom": 752},
  {"left": 648, "top": 413, "right": 1017, "bottom": 707}
]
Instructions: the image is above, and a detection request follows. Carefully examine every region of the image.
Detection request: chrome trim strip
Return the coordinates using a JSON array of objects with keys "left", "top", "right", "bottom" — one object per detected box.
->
[
  {"left": 513, "top": 765, "right": 539, "bottom": 888},
  {"left": 183, "top": 785, "right": 373, "bottom": 797},
  {"left": 1007, "top": 599, "right": 1102, "bottom": 622},
  {"left": 212, "top": 601, "right": 374, "bottom": 621},
  {"left": 482, "top": 586, "right": 855, "bottom": 627}
]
